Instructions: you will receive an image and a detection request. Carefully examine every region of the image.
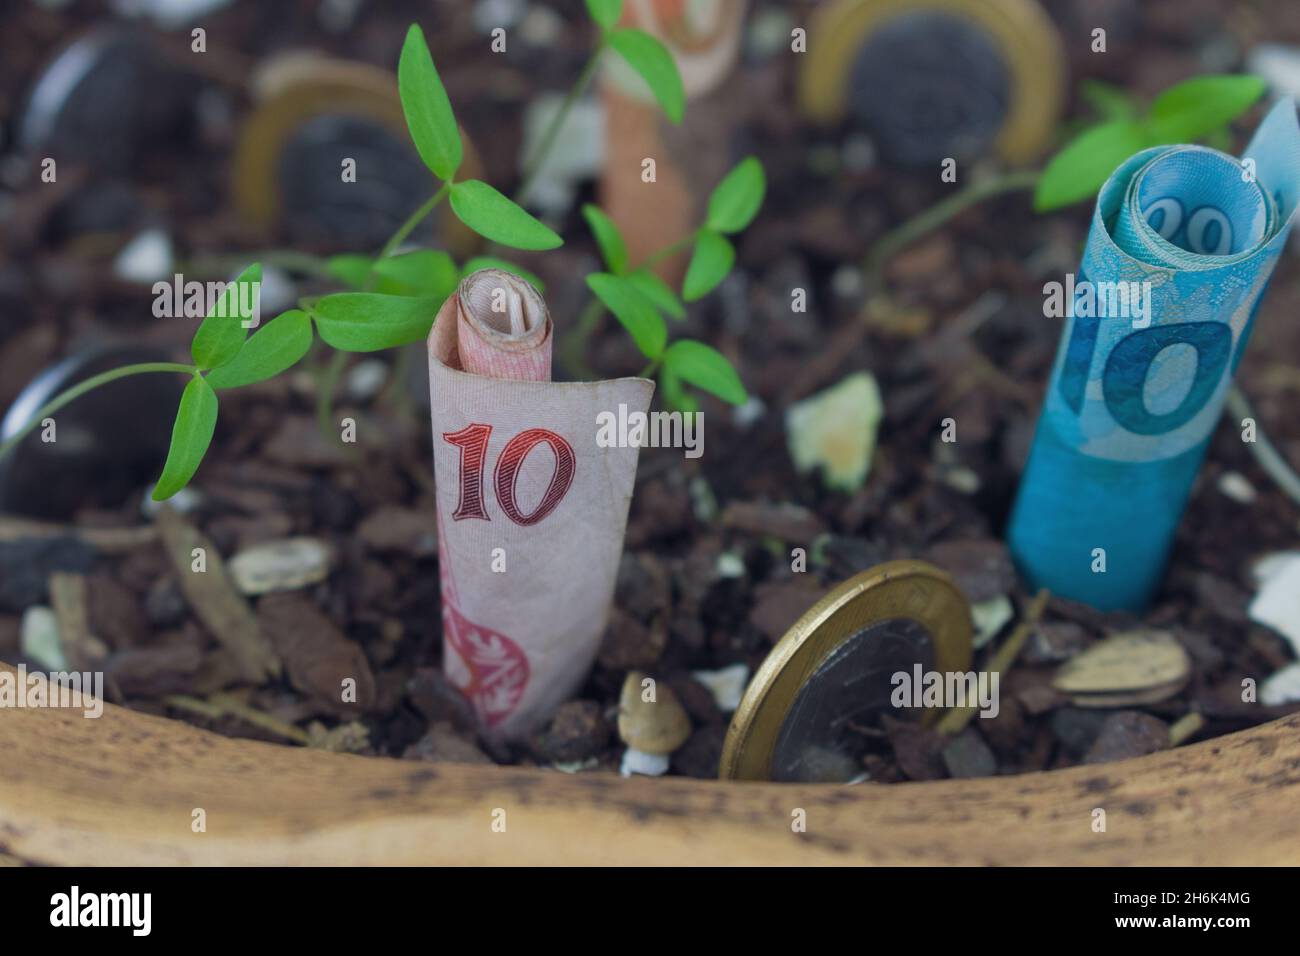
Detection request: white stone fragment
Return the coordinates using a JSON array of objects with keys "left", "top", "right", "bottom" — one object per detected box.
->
[
  {"left": 1249, "top": 553, "right": 1300, "bottom": 657},
  {"left": 20, "top": 606, "right": 67, "bottom": 671},
  {"left": 1217, "top": 471, "right": 1257, "bottom": 504},
  {"left": 786, "top": 372, "right": 883, "bottom": 492},
  {"left": 620, "top": 747, "right": 670, "bottom": 777},
  {"left": 971, "top": 595, "right": 1013, "bottom": 649},
  {"left": 691, "top": 663, "right": 750, "bottom": 713},
  {"left": 113, "top": 229, "right": 172, "bottom": 283},
  {"left": 1261, "top": 661, "right": 1300, "bottom": 706}
]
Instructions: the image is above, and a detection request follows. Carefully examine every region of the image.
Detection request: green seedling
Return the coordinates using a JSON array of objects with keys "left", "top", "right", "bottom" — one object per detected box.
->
[
  {"left": 0, "top": 2, "right": 760, "bottom": 500},
  {"left": 867, "top": 73, "right": 1268, "bottom": 279}
]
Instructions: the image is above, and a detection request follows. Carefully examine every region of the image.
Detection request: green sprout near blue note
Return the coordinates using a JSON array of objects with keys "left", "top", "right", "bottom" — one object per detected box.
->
[{"left": 866, "top": 73, "right": 1268, "bottom": 280}]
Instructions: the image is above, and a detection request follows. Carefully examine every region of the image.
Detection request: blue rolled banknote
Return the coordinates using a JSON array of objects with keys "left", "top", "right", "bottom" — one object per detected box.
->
[{"left": 1008, "top": 98, "right": 1300, "bottom": 611}]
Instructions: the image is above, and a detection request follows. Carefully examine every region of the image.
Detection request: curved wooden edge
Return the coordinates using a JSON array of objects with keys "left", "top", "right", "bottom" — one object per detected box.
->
[{"left": 1, "top": 662, "right": 1297, "bottom": 865}]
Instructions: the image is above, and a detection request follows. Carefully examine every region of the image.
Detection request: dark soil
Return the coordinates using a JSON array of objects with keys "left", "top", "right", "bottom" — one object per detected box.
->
[{"left": 2, "top": 0, "right": 1299, "bottom": 781}]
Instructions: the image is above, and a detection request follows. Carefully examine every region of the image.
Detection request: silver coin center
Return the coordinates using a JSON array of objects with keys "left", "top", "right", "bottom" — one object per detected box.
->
[{"left": 770, "top": 617, "right": 934, "bottom": 783}]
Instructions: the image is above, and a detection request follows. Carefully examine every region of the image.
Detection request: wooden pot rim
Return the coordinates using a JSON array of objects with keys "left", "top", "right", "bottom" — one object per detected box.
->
[{"left": 1, "top": 661, "right": 1296, "bottom": 866}]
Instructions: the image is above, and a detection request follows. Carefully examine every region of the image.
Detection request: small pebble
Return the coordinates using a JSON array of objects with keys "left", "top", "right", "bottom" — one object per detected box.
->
[
  {"left": 228, "top": 537, "right": 333, "bottom": 595},
  {"left": 1025, "top": 621, "right": 1090, "bottom": 664},
  {"left": 1261, "top": 661, "right": 1300, "bottom": 706},
  {"left": 942, "top": 466, "right": 981, "bottom": 495},
  {"left": 1083, "top": 711, "right": 1169, "bottom": 764},
  {"left": 941, "top": 727, "right": 997, "bottom": 778},
  {"left": 746, "top": 7, "right": 793, "bottom": 60},
  {"left": 732, "top": 396, "right": 766, "bottom": 429},
  {"left": 691, "top": 663, "right": 749, "bottom": 713},
  {"left": 688, "top": 475, "right": 718, "bottom": 522},
  {"left": 841, "top": 132, "right": 877, "bottom": 173},
  {"left": 531, "top": 700, "right": 610, "bottom": 764},
  {"left": 1217, "top": 470, "right": 1256, "bottom": 504},
  {"left": 519, "top": 5, "right": 564, "bottom": 46},
  {"left": 143, "top": 577, "right": 187, "bottom": 628},
  {"left": 403, "top": 723, "right": 492, "bottom": 765},
  {"left": 715, "top": 552, "right": 746, "bottom": 579},
  {"left": 345, "top": 358, "right": 388, "bottom": 401},
  {"left": 617, "top": 670, "right": 691, "bottom": 755},
  {"left": 786, "top": 372, "right": 882, "bottom": 492},
  {"left": 620, "top": 748, "right": 670, "bottom": 777},
  {"left": 142, "top": 484, "right": 201, "bottom": 517},
  {"left": 20, "top": 606, "right": 67, "bottom": 670},
  {"left": 1248, "top": 553, "right": 1300, "bottom": 657},
  {"left": 925, "top": 538, "right": 1017, "bottom": 603},
  {"left": 831, "top": 264, "right": 865, "bottom": 299},
  {"left": 113, "top": 228, "right": 172, "bottom": 283},
  {"left": 971, "top": 595, "right": 1013, "bottom": 648},
  {"left": 1247, "top": 43, "right": 1300, "bottom": 102},
  {"left": 1249, "top": 550, "right": 1300, "bottom": 587}
]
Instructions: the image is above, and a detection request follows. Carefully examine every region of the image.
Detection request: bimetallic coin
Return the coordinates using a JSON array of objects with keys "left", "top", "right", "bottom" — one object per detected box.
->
[
  {"left": 799, "top": 0, "right": 1064, "bottom": 166},
  {"left": 232, "top": 56, "right": 481, "bottom": 255},
  {"left": 720, "top": 560, "right": 972, "bottom": 782},
  {"left": 0, "top": 346, "right": 184, "bottom": 519},
  {"left": 20, "top": 29, "right": 199, "bottom": 174}
]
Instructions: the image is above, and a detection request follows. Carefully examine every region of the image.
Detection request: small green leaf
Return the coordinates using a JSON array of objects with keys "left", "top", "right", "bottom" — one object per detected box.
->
[
  {"left": 586, "top": 273, "right": 667, "bottom": 359},
  {"left": 373, "top": 249, "right": 460, "bottom": 299},
  {"left": 398, "top": 23, "right": 463, "bottom": 180},
  {"left": 326, "top": 254, "right": 374, "bottom": 289},
  {"left": 191, "top": 262, "right": 259, "bottom": 370},
  {"left": 585, "top": 0, "right": 622, "bottom": 29},
  {"left": 1080, "top": 79, "right": 1138, "bottom": 122},
  {"left": 608, "top": 28, "right": 685, "bottom": 124},
  {"left": 1034, "top": 120, "right": 1148, "bottom": 212},
  {"left": 326, "top": 254, "right": 407, "bottom": 295},
  {"left": 659, "top": 365, "right": 698, "bottom": 413},
  {"left": 682, "top": 229, "right": 734, "bottom": 301},
  {"left": 663, "top": 339, "right": 746, "bottom": 405},
  {"left": 449, "top": 180, "right": 563, "bottom": 251},
  {"left": 461, "top": 257, "right": 545, "bottom": 293},
  {"left": 582, "top": 204, "right": 629, "bottom": 274},
  {"left": 312, "top": 293, "right": 442, "bottom": 352},
  {"left": 206, "top": 310, "right": 313, "bottom": 390},
  {"left": 1146, "top": 74, "right": 1267, "bottom": 144},
  {"left": 627, "top": 268, "right": 684, "bottom": 319},
  {"left": 152, "top": 375, "right": 218, "bottom": 501},
  {"left": 707, "top": 156, "right": 766, "bottom": 234}
]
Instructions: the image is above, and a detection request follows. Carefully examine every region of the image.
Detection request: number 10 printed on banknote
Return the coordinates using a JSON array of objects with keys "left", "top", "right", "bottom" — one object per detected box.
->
[
  {"left": 1009, "top": 98, "right": 1300, "bottom": 611},
  {"left": 428, "top": 270, "right": 653, "bottom": 740}
]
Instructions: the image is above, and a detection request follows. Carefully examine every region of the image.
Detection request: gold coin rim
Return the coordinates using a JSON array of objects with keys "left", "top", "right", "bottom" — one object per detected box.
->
[
  {"left": 718, "top": 559, "right": 972, "bottom": 781},
  {"left": 231, "top": 59, "right": 483, "bottom": 257},
  {"left": 798, "top": 0, "right": 1066, "bottom": 164}
]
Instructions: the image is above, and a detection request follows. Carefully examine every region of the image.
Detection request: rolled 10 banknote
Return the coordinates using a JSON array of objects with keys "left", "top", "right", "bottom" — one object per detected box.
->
[
  {"left": 1008, "top": 98, "right": 1300, "bottom": 612},
  {"left": 428, "top": 270, "right": 654, "bottom": 740}
]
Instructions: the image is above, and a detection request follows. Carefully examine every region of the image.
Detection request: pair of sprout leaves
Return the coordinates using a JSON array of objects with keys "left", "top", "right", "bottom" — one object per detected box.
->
[
  {"left": 1034, "top": 74, "right": 1267, "bottom": 211},
  {"left": 154, "top": 10, "right": 765, "bottom": 500}
]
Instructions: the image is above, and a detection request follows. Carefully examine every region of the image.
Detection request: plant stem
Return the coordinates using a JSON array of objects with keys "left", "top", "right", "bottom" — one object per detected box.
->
[
  {"left": 560, "top": 299, "right": 605, "bottom": 379},
  {"left": 315, "top": 184, "right": 449, "bottom": 440},
  {"left": 935, "top": 588, "right": 1049, "bottom": 736},
  {"left": 638, "top": 357, "right": 662, "bottom": 378},
  {"left": 865, "top": 169, "right": 1041, "bottom": 286},
  {"left": 517, "top": 44, "right": 605, "bottom": 204},
  {"left": 0, "top": 362, "right": 194, "bottom": 461},
  {"left": 1225, "top": 384, "right": 1300, "bottom": 507},
  {"left": 641, "top": 232, "right": 696, "bottom": 269},
  {"left": 317, "top": 350, "right": 349, "bottom": 439},
  {"left": 372, "top": 184, "right": 449, "bottom": 272}
]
